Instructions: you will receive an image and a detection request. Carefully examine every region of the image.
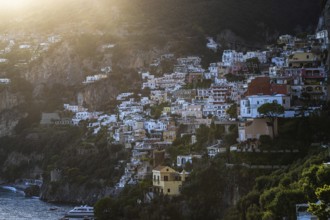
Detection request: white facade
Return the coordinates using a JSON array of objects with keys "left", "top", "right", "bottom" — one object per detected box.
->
[
  {"left": 117, "top": 93, "right": 134, "bottom": 101},
  {"left": 177, "top": 56, "right": 201, "bottom": 66},
  {"left": 240, "top": 94, "right": 291, "bottom": 118},
  {"left": 144, "top": 120, "right": 167, "bottom": 133},
  {"left": 83, "top": 74, "right": 107, "bottom": 84},
  {"left": 222, "top": 50, "right": 244, "bottom": 67},
  {"left": 181, "top": 104, "right": 203, "bottom": 118},
  {"left": 177, "top": 155, "right": 193, "bottom": 167},
  {"left": 101, "top": 66, "right": 112, "bottom": 73},
  {"left": 141, "top": 72, "right": 154, "bottom": 80},
  {"left": 206, "top": 37, "right": 218, "bottom": 50},
  {"left": 271, "top": 57, "right": 286, "bottom": 67},
  {"left": 316, "top": 30, "right": 329, "bottom": 50},
  {"left": 140, "top": 97, "right": 150, "bottom": 105},
  {"left": 75, "top": 111, "right": 91, "bottom": 120},
  {"left": 202, "top": 103, "right": 230, "bottom": 119},
  {"left": 63, "top": 104, "right": 88, "bottom": 113},
  {"left": 48, "top": 35, "right": 62, "bottom": 43},
  {"left": 19, "top": 44, "right": 31, "bottom": 49},
  {"left": 98, "top": 114, "right": 117, "bottom": 126},
  {"left": 269, "top": 66, "right": 283, "bottom": 77},
  {"left": 0, "top": 78, "right": 10, "bottom": 84}
]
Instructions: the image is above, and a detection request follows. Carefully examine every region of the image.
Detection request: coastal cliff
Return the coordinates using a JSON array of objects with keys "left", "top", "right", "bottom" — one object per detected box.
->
[
  {"left": 40, "top": 183, "right": 114, "bottom": 205},
  {"left": 0, "top": 86, "right": 26, "bottom": 138}
]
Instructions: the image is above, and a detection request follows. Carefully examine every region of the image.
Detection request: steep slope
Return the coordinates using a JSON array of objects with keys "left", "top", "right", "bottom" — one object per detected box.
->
[{"left": 0, "top": 0, "right": 321, "bottom": 43}]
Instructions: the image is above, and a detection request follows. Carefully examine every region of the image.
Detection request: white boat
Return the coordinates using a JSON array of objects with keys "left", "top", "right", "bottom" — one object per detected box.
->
[{"left": 65, "top": 205, "right": 94, "bottom": 219}]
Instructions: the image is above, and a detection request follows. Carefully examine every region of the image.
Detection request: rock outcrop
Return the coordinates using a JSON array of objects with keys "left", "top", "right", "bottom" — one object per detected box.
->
[
  {"left": 0, "top": 87, "right": 25, "bottom": 137},
  {"left": 40, "top": 183, "right": 114, "bottom": 205}
]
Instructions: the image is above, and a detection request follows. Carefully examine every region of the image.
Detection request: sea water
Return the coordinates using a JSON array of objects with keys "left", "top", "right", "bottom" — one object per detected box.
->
[{"left": 0, "top": 186, "right": 72, "bottom": 220}]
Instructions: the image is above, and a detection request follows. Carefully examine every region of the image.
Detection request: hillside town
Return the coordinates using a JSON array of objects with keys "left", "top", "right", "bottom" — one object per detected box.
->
[
  {"left": 0, "top": 16, "right": 328, "bottom": 200},
  {"left": 32, "top": 27, "right": 329, "bottom": 199},
  {"left": 1, "top": 0, "right": 330, "bottom": 219}
]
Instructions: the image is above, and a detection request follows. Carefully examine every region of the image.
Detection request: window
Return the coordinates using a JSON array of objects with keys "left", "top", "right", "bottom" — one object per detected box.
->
[
  {"left": 164, "top": 176, "right": 168, "bottom": 181},
  {"left": 167, "top": 189, "right": 170, "bottom": 193}
]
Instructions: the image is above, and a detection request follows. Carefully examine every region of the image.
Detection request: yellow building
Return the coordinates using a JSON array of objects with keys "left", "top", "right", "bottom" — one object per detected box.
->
[
  {"left": 162, "top": 130, "right": 176, "bottom": 143},
  {"left": 288, "top": 52, "right": 320, "bottom": 68},
  {"left": 162, "top": 106, "right": 171, "bottom": 116},
  {"left": 152, "top": 166, "right": 188, "bottom": 196}
]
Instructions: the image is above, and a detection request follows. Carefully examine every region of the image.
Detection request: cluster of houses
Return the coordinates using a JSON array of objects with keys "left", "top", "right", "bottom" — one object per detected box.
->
[
  {"left": 82, "top": 66, "right": 112, "bottom": 84},
  {"left": 0, "top": 33, "right": 62, "bottom": 83},
  {"left": 39, "top": 27, "right": 329, "bottom": 197},
  {"left": 0, "top": 33, "right": 61, "bottom": 61}
]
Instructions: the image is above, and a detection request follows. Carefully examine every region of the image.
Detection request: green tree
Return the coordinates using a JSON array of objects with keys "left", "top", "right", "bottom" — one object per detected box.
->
[
  {"left": 94, "top": 197, "right": 118, "bottom": 220},
  {"left": 225, "top": 73, "right": 245, "bottom": 82},
  {"left": 195, "top": 124, "right": 210, "bottom": 150},
  {"left": 226, "top": 103, "right": 237, "bottom": 118},
  {"left": 257, "top": 102, "right": 285, "bottom": 138},
  {"left": 308, "top": 185, "right": 330, "bottom": 220},
  {"left": 259, "top": 135, "right": 272, "bottom": 150},
  {"left": 246, "top": 57, "right": 261, "bottom": 74}
]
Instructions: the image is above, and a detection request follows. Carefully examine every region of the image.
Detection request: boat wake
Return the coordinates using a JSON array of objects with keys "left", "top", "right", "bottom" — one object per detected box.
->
[
  {"left": 0, "top": 185, "right": 25, "bottom": 195},
  {"left": 1, "top": 186, "right": 17, "bottom": 192}
]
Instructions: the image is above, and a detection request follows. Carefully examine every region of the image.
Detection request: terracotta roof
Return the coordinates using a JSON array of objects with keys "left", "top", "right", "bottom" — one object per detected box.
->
[
  {"left": 153, "top": 165, "right": 166, "bottom": 171},
  {"left": 271, "top": 84, "right": 289, "bottom": 95},
  {"left": 245, "top": 77, "right": 271, "bottom": 96}
]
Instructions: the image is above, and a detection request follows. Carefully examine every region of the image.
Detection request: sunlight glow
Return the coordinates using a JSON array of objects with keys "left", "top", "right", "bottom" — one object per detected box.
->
[{"left": 0, "top": 0, "right": 34, "bottom": 10}]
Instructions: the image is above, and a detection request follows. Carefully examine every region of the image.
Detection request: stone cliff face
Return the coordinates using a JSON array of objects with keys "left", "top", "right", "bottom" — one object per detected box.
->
[
  {"left": 0, "top": 88, "right": 25, "bottom": 137},
  {"left": 80, "top": 79, "right": 120, "bottom": 111},
  {"left": 0, "top": 88, "right": 23, "bottom": 112},
  {"left": 23, "top": 41, "right": 86, "bottom": 86},
  {"left": 0, "top": 110, "right": 25, "bottom": 137},
  {"left": 114, "top": 46, "right": 170, "bottom": 70}
]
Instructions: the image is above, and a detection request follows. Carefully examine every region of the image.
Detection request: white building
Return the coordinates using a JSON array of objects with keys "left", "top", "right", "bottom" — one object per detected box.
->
[
  {"left": 83, "top": 74, "right": 107, "bottom": 84},
  {"left": 177, "top": 155, "right": 193, "bottom": 167},
  {"left": 315, "top": 30, "right": 329, "bottom": 50},
  {"left": 72, "top": 111, "right": 100, "bottom": 125},
  {"left": 206, "top": 37, "right": 218, "bottom": 50},
  {"left": 141, "top": 72, "right": 155, "bottom": 80},
  {"left": 202, "top": 103, "right": 231, "bottom": 119},
  {"left": 63, "top": 104, "right": 88, "bottom": 113},
  {"left": 240, "top": 94, "right": 291, "bottom": 118},
  {"left": 48, "top": 35, "right": 62, "bottom": 43},
  {"left": 101, "top": 66, "right": 112, "bottom": 73},
  {"left": 142, "top": 79, "right": 157, "bottom": 90},
  {"left": 278, "top": 34, "right": 295, "bottom": 46},
  {"left": 181, "top": 105, "right": 203, "bottom": 119},
  {"left": 0, "top": 78, "right": 10, "bottom": 84},
  {"left": 269, "top": 66, "right": 283, "bottom": 77},
  {"left": 117, "top": 93, "right": 134, "bottom": 101},
  {"left": 177, "top": 155, "right": 202, "bottom": 167},
  {"left": 177, "top": 56, "right": 201, "bottom": 66},
  {"left": 271, "top": 57, "right": 286, "bottom": 67},
  {"left": 222, "top": 50, "right": 244, "bottom": 67},
  {"left": 19, "top": 44, "right": 31, "bottom": 49},
  {"left": 144, "top": 120, "right": 167, "bottom": 133}
]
